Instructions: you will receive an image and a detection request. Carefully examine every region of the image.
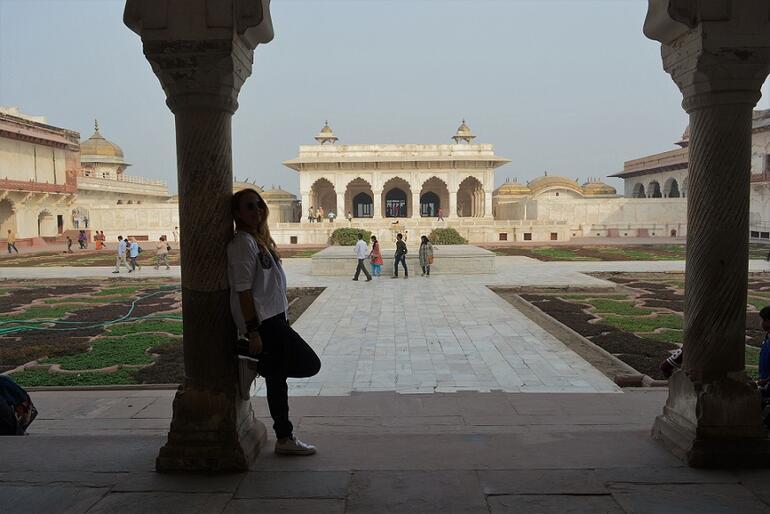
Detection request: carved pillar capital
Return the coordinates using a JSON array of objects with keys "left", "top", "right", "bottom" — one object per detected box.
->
[
  {"left": 644, "top": 0, "right": 770, "bottom": 112},
  {"left": 124, "top": 0, "right": 274, "bottom": 114}
]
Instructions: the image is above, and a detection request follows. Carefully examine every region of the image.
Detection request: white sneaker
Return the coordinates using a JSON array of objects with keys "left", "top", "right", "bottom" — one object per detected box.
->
[{"left": 275, "top": 436, "right": 316, "bottom": 456}]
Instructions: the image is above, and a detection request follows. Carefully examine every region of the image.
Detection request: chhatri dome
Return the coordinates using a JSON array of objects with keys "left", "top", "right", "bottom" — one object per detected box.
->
[
  {"left": 494, "top": 178, "right": 530, "bottom": 196},
  {"left": 581, "top": 178, "right": 617, "bottom": 196},
  {"left": 80, "top": 120, "right": 128, "bottom": 166},
  {"left": 452, "top": 119, "right": 476, "bottom": 144},
  {"left": 314, "top": 121, "right": 339, "bottom": 145},
  {"left": 261, "top": 185, "right": 297, "bottom": 200}
]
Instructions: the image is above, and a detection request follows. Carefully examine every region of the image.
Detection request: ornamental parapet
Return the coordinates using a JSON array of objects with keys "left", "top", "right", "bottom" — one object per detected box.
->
[{"left": 0, "top": 178, "right": 76, "bottom": 194}]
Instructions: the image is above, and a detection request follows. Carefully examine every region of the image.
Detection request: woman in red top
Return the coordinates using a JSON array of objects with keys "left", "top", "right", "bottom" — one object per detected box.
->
[{"left": 369, "top": 235, "right": 383, "bottom": 276}]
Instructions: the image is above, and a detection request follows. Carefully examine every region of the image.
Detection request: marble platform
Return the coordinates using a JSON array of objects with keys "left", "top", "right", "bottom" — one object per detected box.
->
[{"left": 310, "top": 244, "right": 496, "bottom": 276}]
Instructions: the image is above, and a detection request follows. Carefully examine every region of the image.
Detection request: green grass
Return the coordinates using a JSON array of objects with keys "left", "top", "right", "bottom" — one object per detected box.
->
[
  {"left": 107, "top": 320, "right": 183, "bottom": 336},
  {"left": 94, "top": 286, "right": 144, "bottom": 297},
  {"left": 9, "top": 368, "right": 138, "bottom": 387},
  {"left": 0, "top": 305, "right": 83, "bottom": 323},
  {"left": 597, "top": 247, "right": 658, "bottom": 260},
  {"left": 43, "top": 334, "right": 179, "bottom": 370},
  {"left": 288, "top": 250, "right": 319, "bottom": 258},
  {"left": 531, "top": 247, "right": 592, "bottom": 261},
  {"left": 746, "top": 345, "right": 761, "bottom": 367},
  {"left": 559, "top": 294, "right": 630, "bottom": 301},
  {"left": 643, "top": 330, "right": 684, "bottom": 344},
  {"left": 585, "top": 299, "right": 653, "bottom": 316},
  {"left": 43, "top": 296, "right": 117, "bottom": 304},
  {"left": 600, "top": 313, "right": 683, "bottom": 333},
  {"left": 747, "top": 297, "right": 770, "bottom": 311}
]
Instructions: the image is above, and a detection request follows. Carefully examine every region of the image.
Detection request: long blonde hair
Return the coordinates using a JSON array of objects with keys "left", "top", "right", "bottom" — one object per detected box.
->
[{"left": 232, "top": 188, "right": 280, "bottom": 261}]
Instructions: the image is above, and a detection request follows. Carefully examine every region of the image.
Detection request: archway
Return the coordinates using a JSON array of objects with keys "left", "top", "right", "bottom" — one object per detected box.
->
[
  {"left": 0, "top": 199, "right": 16, "bottom": 237},
  {"left": 648, "top": 181, "right": 662, "bottom": 198},
  {"left": 457, "top": 176, "right": 484, "bottom": 217},
  {"left": 420, "top": 176, "right": 449, "bottom": 217},
  {"left": 353, "top": 192, "right": 373, "bottom": 218},
  {"left": 310, "top": 177, "right": 337, "bottom": 215},
  {"left": 382, "top": 177, "right": 412, "bottom": 217},
  {"left": 664, "top": 178, "right": 680, "bottom": 198},
  {"left": 632, "top": 183, "right": 646, "bottom": 198},
  {"left": 38, "top": 210, "right": 56, "bottom": 237},
  {"left": 345, "top": 177, "right": 374, "bottom": 218}
]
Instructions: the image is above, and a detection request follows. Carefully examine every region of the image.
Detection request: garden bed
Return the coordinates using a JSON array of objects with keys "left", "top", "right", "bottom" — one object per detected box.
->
[{"left": 0, "top": 280, "right": 323, "bottom": 386}]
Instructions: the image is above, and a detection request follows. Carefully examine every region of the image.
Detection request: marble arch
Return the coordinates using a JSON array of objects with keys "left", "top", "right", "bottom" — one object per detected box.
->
[
  {"left": 632, "top": 182, "right": 646, "bottom": 198},
  {"left": 457, "top": 176, "right": 485, "bottom": 217},
  {"left": 648, "top": 180, "right": 662, "bottom": 198},
  {"left": 420, "top": 176, "right": 449, "bottom": 217},
  {"left": 309, "top": 177, "right": 337, "bottom": 215},
  {"left": 664, "top": 177, "right": 680, "bottom": 198},
  {"left": 382, "top": 176, "right": 412, "bottom": 218},
  {"left": 344, "top": 177, "right": 374, "bottom": 218},
  {"left": 0, "top": 199, "right": 16, "bottom": 236}
]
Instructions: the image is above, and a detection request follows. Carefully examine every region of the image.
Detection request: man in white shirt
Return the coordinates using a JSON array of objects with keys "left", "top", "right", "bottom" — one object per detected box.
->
[{"left": 352, "top": 233, "right": 372, "bottom": 282}]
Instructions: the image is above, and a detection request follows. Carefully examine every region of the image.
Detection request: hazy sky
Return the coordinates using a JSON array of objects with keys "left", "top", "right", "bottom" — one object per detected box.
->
[{"left": 2, "top": 0, "right": 767, "bottom": 195}]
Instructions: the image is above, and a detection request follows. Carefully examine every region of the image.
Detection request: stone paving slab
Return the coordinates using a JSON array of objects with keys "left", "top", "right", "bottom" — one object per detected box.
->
[{"left": 3, "top": 389, "right": 770, "bottom": 513}]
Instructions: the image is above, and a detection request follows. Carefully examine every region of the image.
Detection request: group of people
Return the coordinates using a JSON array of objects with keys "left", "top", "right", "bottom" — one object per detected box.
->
[
  {"left": 112, "top": 235, "right": 172, "bottom": 273},
  {"left": 352, "top": 232, "right": 434, "bottom": 281}
]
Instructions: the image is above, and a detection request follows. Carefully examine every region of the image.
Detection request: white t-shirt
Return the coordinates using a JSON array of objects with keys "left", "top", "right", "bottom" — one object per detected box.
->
[
  {"left": 227, "top": 231, "right": 288, "bottom": 335},
  {"left": 354, "top": 240, "right": 369, "bottom": 259}
]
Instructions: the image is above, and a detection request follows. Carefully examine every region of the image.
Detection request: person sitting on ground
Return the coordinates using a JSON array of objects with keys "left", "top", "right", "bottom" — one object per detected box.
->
[{"left": 229, "top": 188, "right": 321, "bottom": 455}]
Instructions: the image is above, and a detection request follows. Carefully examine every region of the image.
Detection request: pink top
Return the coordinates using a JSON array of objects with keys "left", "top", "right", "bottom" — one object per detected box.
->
[{"left": 370, "top": 241, "right": 383, "bottom": 265}]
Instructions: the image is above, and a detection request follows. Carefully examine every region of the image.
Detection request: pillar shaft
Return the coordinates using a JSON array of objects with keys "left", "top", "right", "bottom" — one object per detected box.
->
[
  {"left": 412, "top": 192, "right": 420, "bottom": 219},
  {"left": 683, "top": 96, "right": 753, "bottom": 381},
  {"left": 449, "top": 190, "right": 457, "bottom": 218},
  {"left": 373, "top": 189, "right": 382, "bottom": 219}
]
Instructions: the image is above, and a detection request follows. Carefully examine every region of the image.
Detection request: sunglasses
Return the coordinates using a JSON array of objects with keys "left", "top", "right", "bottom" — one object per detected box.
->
[{"left": 245, "top": 199, "right": 266, "bottom": 211}]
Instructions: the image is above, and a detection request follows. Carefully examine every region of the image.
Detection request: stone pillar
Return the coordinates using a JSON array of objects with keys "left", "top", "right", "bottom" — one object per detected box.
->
[
  {"left": 411, "top": 192, "right": 420, "bottom": 219},
  {"left": 373, "top": 189, "right": 382, "bottom": 219},
  {"left": 301, "top": 192, "right": 310, "bottom": 223},
  {"left": 449, "top": 190, "right": 458, "bottom": 219},
  {"left": 484, "top": 191, "right": 493, "bottom": 219},
  {"left": 645, "top": 0, "right": 770, "bottom": 467},
  {"left": 336, "top": 191, "right": 345, "bottom": 219},
  {"left": 124, "top": 0, "right": 274, "bottom": 472}
]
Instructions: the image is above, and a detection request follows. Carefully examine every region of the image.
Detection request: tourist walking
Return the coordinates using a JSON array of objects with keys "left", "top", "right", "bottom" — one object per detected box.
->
[
  {"left": 154, "top": 235, "right": 170, "bottom": 270},
  {"left": 328, "top": 210, "right": 336, "bottom": 223},
  {"left": 369, "top": 235, "right": 383, "bottom": 276},
  {"left": 172, "top": 226, "right": 179, "bottom": 243},
  {"left": 352, "top": 233, "right": 372, "bottom": 282},
  {"left": 315, "top": 207, "right": 322, "bottom": 223},
  {"left": 6, "top": 230, "right": 18, "bottom": 254},
  {"left": 113, "top": 236, "right": 130, "bottom": 273},
  {"left": 66, "top": 236, "right": 74, "bottom": 254},
  {"left": 95, "top": 230, "right": 104, "bottom": 250},
  {"left": 308, "top": 206, "right": 314, "bottom": 223},
  {"left": 392, "top": 233, "right": 408, "bottom": 278},
  {"left": 228, "top": 188, "right": 321, "bottom": 455},
  {"left": 419, "top": 235, "right": 434, "bottom": 276},
  {"left": 78, "top": 230, "right": 87, "bottom": 249},
  {"left": 437, "top": 207, "right": 444, "bottom": 222},
  {"left": 346, "top": 211, "right": 353, "bottom": 224},
  {"left": 128, "top": 237, "right": 142, "bottom": 273}
]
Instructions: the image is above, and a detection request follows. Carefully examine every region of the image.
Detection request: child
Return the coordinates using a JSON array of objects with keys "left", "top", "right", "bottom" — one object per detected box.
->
[{"left": 66, "top": 236, "right": 74, "bottom": 254}]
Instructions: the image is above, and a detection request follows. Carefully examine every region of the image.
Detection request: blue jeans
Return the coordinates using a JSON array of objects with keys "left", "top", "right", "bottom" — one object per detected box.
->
[{"left": 394, "top": 253, "right": 408, "bottom": 276}]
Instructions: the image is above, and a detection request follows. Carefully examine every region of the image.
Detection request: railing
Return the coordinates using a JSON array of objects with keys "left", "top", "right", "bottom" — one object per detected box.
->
[{"left": 78, "top": 170, "right": 167, "bottom": 187}]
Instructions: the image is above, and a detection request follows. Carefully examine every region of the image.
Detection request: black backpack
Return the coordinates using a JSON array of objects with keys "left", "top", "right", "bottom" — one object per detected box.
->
[{"left": 0, "top": 376, "right": 37, "bottom": 435}]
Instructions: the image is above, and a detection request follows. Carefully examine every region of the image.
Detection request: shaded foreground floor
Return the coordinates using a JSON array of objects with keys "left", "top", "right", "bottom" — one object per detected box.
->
[{"left": 2, "top": 389, "right": 770, "bottom": 513}]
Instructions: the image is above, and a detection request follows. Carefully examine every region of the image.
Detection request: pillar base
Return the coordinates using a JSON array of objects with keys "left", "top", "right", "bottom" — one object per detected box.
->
[
  {"left": 156, "top": 383, "right": 267, "bottom": 473},
  {"left": 651, "top": 371, "right": 770, "bottom": 468}
]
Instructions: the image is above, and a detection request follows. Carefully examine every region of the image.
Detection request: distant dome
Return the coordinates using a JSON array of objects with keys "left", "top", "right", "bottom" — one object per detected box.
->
[
  {"left": 676, "top": 125, "right": 690, "bottom": 148},
  {"left": 452, "top": 119, "right": 476, "bottom": 144},
  {"left": 315, "top": 121, "right": 339, "bottom": 145},
  {"left": 80, "top": 120, "right": 126, "bottom": 163},
  {"left": 261, "top": 186, "right": 297, "bottom": 200},
  {"left": 233, "top": 180, "right": 264, "bottom": 194},
  {"left": 582, "top": 179, "right": 617, "bottom": 196},
  {"left": 527, "top": 174, "right": 583, "bottom": 196},
  {"left": 494, "top": 178, "right": 530, "bottom": 196}
]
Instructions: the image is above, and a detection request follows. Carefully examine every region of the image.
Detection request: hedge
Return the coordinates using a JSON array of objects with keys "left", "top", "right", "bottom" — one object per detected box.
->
[
  {"left": 329, "top": 228, "right": 373, "bottom": 246},
  {"left": 428, "top": 228, "right": 467, "bottom": 245}
]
